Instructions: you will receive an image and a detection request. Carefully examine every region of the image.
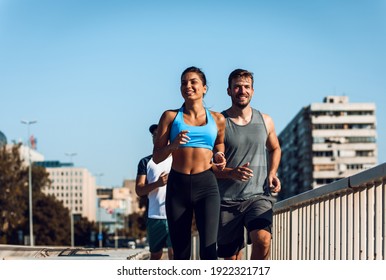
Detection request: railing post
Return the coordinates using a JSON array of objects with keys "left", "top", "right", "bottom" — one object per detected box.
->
[
  {"left": 367, "top": 184, "right": 375, "bottom": 260},
  {"left": 290, "top": 207, "right": 298, "bottom": 260},
  {"left": 374, "top": 180, "right": 383, "bottom": 259}
]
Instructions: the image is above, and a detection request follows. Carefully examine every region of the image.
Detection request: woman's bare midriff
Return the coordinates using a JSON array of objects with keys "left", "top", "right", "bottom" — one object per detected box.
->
[{"left": 171, "top": 147, "right": 213, "bottom": 174}]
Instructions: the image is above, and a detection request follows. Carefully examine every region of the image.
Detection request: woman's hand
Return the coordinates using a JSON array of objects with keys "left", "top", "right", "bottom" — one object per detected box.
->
[
  {"left": 213, "top": 152, "right": 226, "bottom": 171},
  {"left": 170, "top": 130, "right": 190, "bottom": 150}
]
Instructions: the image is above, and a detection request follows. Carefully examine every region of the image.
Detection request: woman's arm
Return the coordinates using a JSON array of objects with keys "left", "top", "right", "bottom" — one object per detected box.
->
[
  {"left": 211, "top": 111, "right": 226, "bottom": 170},
  {"left": 152, "top": 110, "right": 189, "bottom": 164}
]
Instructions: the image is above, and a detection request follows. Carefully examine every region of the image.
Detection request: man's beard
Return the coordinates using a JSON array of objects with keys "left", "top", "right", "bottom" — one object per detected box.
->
[{"left": 232, "top": 97, "right": 250, "bottom": 109}]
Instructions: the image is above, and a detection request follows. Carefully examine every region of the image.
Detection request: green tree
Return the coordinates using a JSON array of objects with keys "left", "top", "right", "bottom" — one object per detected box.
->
[
  {"left": 0, "top": 144, "right": 28, "bottom": 244},
  {"left": 31, "top": 193, "right": 71, "bottom": 246},
  {"left": 1, "top": 144, "right": 98, "bottom": 246},
  {"left": 74, "top": 216, "right": 98, "bottom": 247},
  {"left": 126, "top": 212, "right": 146, "bottom": 239}
]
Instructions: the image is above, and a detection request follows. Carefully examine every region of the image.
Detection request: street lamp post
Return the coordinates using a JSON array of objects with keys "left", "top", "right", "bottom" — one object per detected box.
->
[
  {"left": 21, "top": 120, "right": 37, "bottom": 246},
  {"left": 95, "top": 173, "right": 104, "bottom": 248},
  {"left": 65, "top": 152, "right": 77, "bottom": 247}
]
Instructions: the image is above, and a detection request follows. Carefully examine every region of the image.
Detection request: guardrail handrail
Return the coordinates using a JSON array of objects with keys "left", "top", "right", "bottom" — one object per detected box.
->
[{"left": 271, "top": 162, "right": 386, "bottom": 260}]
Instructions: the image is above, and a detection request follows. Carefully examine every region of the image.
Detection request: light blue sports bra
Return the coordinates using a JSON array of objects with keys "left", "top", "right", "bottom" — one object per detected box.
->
[{"left": 170, "top": 107, "right": 217, "bottom": 150}]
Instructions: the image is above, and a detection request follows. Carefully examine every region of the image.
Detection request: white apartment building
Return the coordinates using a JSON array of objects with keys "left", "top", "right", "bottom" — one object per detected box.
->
[
  {"left": 278, "top": 96, "right": 377, "bottom": 200},
  {"left": 4, "top": 139, "right": 98, "bottom": 223},
  {"left": 43, "top": 166, "right": 97, "bottom": 222}
]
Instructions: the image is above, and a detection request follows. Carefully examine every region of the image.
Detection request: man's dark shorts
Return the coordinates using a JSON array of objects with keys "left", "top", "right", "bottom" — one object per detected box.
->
[{"left": 217, "top": 195, "right": 275, "bottom": 258}]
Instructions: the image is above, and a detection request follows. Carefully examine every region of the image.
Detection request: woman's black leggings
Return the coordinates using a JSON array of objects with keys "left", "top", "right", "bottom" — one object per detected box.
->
[{"left": 166, "top": 168, "right": 220, "bottom": 260}]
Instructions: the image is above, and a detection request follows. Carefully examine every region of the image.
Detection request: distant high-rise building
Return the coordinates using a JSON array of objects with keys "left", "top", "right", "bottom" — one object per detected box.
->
[
  {"left": 278, "top": 96, "right": 377, "bottom": 200},
  {"left": 36, "top": 161, "right": 97, "bottom": 222},
  {"left": 0, "top": 130, "right": 7, "bottom": 147}
]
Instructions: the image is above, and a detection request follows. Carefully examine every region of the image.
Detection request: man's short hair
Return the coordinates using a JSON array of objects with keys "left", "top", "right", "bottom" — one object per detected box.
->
[{"left": 228, "top": 69, "right": 254, "bottom": 89}]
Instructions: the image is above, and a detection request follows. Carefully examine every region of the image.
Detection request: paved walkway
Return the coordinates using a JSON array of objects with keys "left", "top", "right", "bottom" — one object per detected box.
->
[{"left": 0, "top": 245, "right": 149, "bottom": 260}]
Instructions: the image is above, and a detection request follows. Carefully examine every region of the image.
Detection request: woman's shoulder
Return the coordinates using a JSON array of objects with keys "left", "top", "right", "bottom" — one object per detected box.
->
[
  {"left": 161, "top": 109, "right": 179, "bottom": 122},
  {"left": 163, "top": 108, "right": 179, "bottom": 115},
  {"left": 208, "top": 110, "right": 226, "bottom": 123}
]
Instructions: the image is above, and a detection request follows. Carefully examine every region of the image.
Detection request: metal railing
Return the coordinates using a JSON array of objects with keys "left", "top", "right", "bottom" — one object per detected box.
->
[
  {"left": 4, "top": 164, "right": 384, "bottom": 260},
  {"left": 271, "top": 163, "right": 386, "bottom": 260}
]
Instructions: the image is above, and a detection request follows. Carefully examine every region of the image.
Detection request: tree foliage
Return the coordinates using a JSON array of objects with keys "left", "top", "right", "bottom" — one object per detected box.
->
[
  {"left": 0, "top": 144, "right": 28, "bottom": 243},
  {"left": 0, "top": 145, "right": 97, "bottom": 246},
  {"left": 75, "top": 216, "right": 98, "bottom": 247}
]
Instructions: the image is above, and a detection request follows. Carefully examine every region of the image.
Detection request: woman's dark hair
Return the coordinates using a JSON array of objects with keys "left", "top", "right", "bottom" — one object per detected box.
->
[{"left": 181, "top": 66, "right": 207, "bottom": 87}]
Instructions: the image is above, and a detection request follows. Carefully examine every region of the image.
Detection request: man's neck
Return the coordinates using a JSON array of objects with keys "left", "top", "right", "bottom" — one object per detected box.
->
[{"left": 226, "top": 105, "right": 253, "bottom": 125}]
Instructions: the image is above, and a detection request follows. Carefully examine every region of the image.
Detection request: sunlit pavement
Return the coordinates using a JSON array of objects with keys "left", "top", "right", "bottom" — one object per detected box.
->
[{"left": 0, "top": 245, "right": 150, "bottom": 260}]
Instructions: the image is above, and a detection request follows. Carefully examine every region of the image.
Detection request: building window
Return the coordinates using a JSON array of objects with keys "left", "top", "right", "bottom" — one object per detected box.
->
[
  {"left": 347, "top": 137, "right": 376, "bottom": 143},
  {"left": 314, "top": 164, "right": 335, "bottom": 171},
  {"left": 356, "top": 150, "right": 374, "bottom": 157},
  {"left": 316, "top": 178, "right": 336, "bottom": 185},
  {"left": 347, "top": 111, "right": 374, "bottom": 116},
  {"left": 347, "top": 164, "right": 364, "bottom": 170},
  {"left": 313, "top": 137, "right": 325, "bottom": 143},
  {"left": 313, "top": 151, "right": 333, "bottom": 157}
]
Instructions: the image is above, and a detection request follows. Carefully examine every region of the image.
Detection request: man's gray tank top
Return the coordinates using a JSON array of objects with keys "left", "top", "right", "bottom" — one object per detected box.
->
[{"left": 217, "top": 108, "right": 269, "bottom": 201}]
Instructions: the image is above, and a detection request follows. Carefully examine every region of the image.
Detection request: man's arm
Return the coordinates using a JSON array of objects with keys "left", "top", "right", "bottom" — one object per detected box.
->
[
  {"left": 135, "top": 172, "right": 168, "bottom": 197},
  {"left": 263, "top": 113, "right": 282, "bottom": 193}
]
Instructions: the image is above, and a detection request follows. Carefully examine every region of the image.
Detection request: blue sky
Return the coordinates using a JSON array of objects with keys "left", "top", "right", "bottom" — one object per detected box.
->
[{"left": 1, "top": 0, "right": 385, "bottom": 187}]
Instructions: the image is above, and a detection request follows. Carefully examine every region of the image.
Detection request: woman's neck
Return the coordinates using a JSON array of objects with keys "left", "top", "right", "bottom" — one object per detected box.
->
[{"left": 183, "top": 101, "right": 205, "bottom": 117}]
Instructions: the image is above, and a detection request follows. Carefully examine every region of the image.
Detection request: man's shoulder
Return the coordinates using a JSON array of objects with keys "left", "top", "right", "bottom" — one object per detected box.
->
[
  {"left": 251, "top": 107, "right": 260, "bottom": 114},
  {"left": 138, "top": 154, "right": 152, "bottom": 165},
  {"left": 137, "top": 154, "right": 152, "bottom": 176},
  {"left": 221, "top": 107, "right": 259, "bottom": 116},
  {"left": 220, "top": 108, "right": 231, "bottom": 117}
]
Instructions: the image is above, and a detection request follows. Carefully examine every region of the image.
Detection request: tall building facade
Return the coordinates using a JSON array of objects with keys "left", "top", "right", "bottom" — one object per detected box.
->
[
  {"left": 0, "top": 130, "right": 7, "bottom": 147},
  {"left": 37, "top": 161, "right": 97, "bottom": 222},
  {"left": 278, "top": 96, "right": 377, "bottom": 200}
]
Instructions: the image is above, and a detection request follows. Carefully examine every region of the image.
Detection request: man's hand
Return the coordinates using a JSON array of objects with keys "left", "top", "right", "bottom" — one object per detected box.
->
[
  {"left": 157, "top": 172, "right": 169, "bottom": 187},
  {"left": 230, "top": 162, "right": 254, "bottom": 181},
  {"left": 269, "top": 175, "right": 281, "bottom": 193}
]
